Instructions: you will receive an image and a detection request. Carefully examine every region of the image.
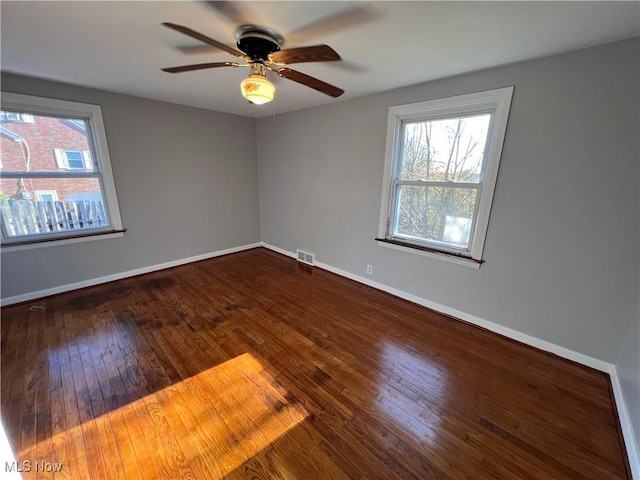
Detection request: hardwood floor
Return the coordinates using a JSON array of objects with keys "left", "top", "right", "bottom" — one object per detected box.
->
[{"left": 1, "top": 247, "right": 630, "bottom": 479}]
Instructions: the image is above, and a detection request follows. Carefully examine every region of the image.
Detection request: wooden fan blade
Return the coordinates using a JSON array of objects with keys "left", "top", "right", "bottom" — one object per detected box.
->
[
  {"left": 277, "top": 68, "right": 344, "bottom": 98},
  {"left": 204, "top": 1, "right": 251, "bottom": 25},
  {"left": 286, "top": 5, "right": 379, "bottom": 44},
  {"left": 162, "top": 62, "right": 239, "bottom": 73},
  {"left": 162, "top": 22, "right": 245, "bottom": 58},
  {"left": 270, "top": 45, "right": 340, "bottom": 65},
  {"left": 176, "top": 45, "right": 220, "bottom": 55}
]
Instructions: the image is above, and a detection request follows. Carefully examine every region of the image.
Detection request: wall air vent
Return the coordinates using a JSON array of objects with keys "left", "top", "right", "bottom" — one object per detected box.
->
[{"left": 296, "top": 249, "right": 315, "bottom": 266}]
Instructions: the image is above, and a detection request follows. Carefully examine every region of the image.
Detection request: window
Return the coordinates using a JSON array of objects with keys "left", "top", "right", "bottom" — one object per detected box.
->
[
  {"left": 0, "top": 111, "right": 34, "bottom": 123},
  {"left": 54, "top": 149, "right": 92, "bottom": 170},
  {"left": 0, "top": 92, "right": 124, "bottom": 250},
  {"left": 35, "top": 190, "right": 58, "bottom": 203},
  {"left": 378, "top": 87, "right": 513, "bottom": 266}
]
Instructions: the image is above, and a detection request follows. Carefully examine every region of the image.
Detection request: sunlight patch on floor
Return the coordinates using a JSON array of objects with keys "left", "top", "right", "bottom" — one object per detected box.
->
[{"left": 16, "top": 353, "right": 307, "bottom": 479}]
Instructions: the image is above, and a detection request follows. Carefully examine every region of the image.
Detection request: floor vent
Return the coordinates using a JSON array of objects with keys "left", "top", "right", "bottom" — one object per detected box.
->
[{"left": 296, "top": 249, "right": 315, "bottom": 266}]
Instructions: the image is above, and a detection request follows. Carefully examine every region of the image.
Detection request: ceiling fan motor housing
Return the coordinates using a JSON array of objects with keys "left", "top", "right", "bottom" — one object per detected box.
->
[{"left": 237, "top": 29, "right": 281, "bottom": 61}]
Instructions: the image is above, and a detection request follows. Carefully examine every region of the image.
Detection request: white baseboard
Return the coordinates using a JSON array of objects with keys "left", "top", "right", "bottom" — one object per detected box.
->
[
  {"left": 610, "top": 366, "right": 640, "bottom": 479},
  {"left": 316, "top": 261, "right": 613, "bottom": 370},
  {"left": 262, "top": 242, "right": 298, "bottom": 259},
  {"left": 261, "top": 242, "right": 639, "bottom": 477},
  {"left": 1, "top": 242, "right": 261, "bottom": 306},
  {"left": 261, "top": 242, "right": 612, "bottom": 372}
]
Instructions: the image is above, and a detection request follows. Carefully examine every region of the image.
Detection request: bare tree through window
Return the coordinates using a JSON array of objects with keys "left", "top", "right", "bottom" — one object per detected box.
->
[{"left": 395, "top": 114, "right": 490, "bottom": 248}]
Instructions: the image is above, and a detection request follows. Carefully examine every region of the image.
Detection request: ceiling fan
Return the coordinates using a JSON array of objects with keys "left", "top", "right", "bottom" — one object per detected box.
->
[{"left": 161, "top": 22, "right": 345, "bottom": 105}]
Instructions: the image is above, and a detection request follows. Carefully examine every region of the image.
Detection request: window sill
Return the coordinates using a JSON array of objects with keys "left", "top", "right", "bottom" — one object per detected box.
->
[
  {"left": 1, "top": 229, "right": 126, "bottom": 253},
  {"left": 375, "top": 238, "right": 483, "bottom": 269}
]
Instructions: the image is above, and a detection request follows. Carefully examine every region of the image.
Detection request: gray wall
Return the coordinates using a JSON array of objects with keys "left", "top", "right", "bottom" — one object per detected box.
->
[
  {"left": 1, "top": 73, "right": 261, "bottom": 299},
  {"left": 257, "top": 38, "right": 639, "bottom": 364},
  {"left": 617, "top": 307, "right": 640, "bottom": 458},
  {"left": 2, "top": 41, "right": 637, "bottom": 365}
]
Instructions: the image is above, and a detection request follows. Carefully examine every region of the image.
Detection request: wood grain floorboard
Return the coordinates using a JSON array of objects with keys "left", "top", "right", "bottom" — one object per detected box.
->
[{"left": 0, "top": 247, "right": 631, "bottom": 479}]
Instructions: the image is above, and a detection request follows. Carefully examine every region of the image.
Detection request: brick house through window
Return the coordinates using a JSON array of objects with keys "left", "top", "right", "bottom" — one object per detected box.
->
[{"left": 1, "top": 114, "right": 101, "bottom": 203}]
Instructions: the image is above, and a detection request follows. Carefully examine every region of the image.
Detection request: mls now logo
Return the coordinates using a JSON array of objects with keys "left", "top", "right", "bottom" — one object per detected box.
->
[{"left": 5, "top": 460, "right": 63, "bottom": 472}]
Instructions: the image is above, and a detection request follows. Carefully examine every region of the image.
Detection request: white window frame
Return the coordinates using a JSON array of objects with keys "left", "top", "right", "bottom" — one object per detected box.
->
[
  {"left": 0, "top": 92, "right": 124, "bottom": 252},
  {"left": 378, "top": 87, "right": 513, "bottom": 268}
]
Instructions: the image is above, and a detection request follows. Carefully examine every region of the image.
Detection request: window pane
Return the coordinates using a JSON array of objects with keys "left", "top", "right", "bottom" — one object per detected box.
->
[
  {"left": 400, "top": 114, "right": 491, "bottom": 183},
  {"left": 394, "top": 185, "right": 477, "bottom": 249},
  {"left": 65, "top": 150, "right": 85, "bottom": 169},
  {"left": 1, "top": 111, "right": 91, "bottom": 172},
  {"left": 0, "top": 176, "right": 109, "bottom": 238},
  {"left": 36, "top": 192, "right": 56, "bottom": 202}
]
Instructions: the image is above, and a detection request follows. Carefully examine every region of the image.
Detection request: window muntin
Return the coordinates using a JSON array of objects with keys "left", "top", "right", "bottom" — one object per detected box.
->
[
  {"left": 0, "top": 93, "right": 123, "bottom": 248},
  {"left": 379, "top": 88, "right": 513, "bottom": 264}
]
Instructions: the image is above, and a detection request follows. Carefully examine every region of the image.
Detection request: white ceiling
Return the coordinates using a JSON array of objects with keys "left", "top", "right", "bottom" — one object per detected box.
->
[{"left": 2, "top": 1, "right": 638, "bottom": 118}]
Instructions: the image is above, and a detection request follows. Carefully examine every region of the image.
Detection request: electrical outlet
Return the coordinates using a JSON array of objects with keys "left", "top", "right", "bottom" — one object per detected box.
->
[{"left": 367, "top": 264, "right": 373, "bottom": 275}]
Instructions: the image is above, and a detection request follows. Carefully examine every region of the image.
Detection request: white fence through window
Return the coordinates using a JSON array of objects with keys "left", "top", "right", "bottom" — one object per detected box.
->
[{"left": 1, "top": 199, "right": 108, "bottom": 238}]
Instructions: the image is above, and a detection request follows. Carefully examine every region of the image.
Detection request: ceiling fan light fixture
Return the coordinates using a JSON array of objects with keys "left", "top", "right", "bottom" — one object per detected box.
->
[
  {"left": 240, "top": 74, "right": 275, "bottom": 105},
  {"left": 240, "top": 64, "right": 275, "bottom": 105}
]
